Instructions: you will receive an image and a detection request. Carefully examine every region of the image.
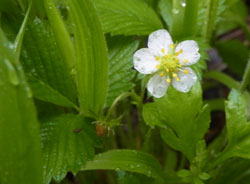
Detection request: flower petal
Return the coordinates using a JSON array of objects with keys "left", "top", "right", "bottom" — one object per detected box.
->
[
  {"left": 133, "top": 48, "right": 159, "bottom": 74},
  {"left": 172, "top": 67, "right": 197, "bottom": 93},
  {"left": 175, "top": 40, "right": 200, "bottom": 66},
  {"left": 148, "top": 29, "right": 173, "bottom": 55},
  {"left": 147, "top": 74, "right": 169, "bottom": 98}
]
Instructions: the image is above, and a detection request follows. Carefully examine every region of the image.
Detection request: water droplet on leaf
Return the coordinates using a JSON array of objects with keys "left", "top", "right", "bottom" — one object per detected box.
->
[
  {"left": 172, "top": 8, "right": 179, "bottom": 14},
  {"left": 181, "top": 0, "right": 186, "bottom": 7}
]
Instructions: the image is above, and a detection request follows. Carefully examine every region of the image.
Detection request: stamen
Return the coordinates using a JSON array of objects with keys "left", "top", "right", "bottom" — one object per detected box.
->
[
  {"left": 174, "top": 49, "right": 183, "bottom": 56},
  {"left": 184, "top": 59, "right": 189, "bottom": 63},
  {"left": 159, "top": 72, "right": 165, "bottom": 77},
  {"left": 172, "top": 73, "right": 177, "bottom": 78},
  {"left": 156, "top": 64, "right": 160, "bottom": 69},
  {"left": 183, "top": 69, "right": 189, "bottom": 74},
  {"left": 170, "top": 44, "right": 175, "bottom": 49},
  {"left": 166, "top": 78, "right": 171, "bottom": 83},
  {"left": 161, "top": 48, "right": 165, "bottom": 53},
  {"left": 176, "top": 77, "right": 180, "bottom": 81},
  {"left": 155, "top": 56, "right": 161, "bottom": 61}
]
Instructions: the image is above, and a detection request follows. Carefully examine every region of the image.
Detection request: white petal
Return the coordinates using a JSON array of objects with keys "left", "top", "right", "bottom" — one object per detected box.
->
[
  {"left": 147, "top": 74, "right": 169, "bottom": 98},
  {"left": 133, "top": 48, "right": 159, "bottom": 74},
  {"left": 148, "top": 29, "right": 173, "bottom": 56},
  {"left": 172, "top": 67, "right": 197, "bottom": 93},
  {"left": 175, "top": 40, "right": 200, "bottom": 66}
]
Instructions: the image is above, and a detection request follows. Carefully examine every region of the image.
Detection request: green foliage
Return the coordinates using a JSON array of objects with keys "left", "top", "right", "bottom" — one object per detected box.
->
[
  {"left": 69, "top": 0, "right": 109, "bottom": 117},
  {"left": 21, "top": 18, "right": 77, "bottom": 107},
  {"left": 93, "top": 0, "right": 163, "bottom": 36},
  {"left": 143, "top": 83, "right": 210, "bottom": 160},
  {"left": 224, "top": 90, "right": 250, "bottom": 159},
  {"left": 216, "top": 40, "right": 249, "bottom": 76},
  {"left": 0, "top": 0, "right": 250, "bottom": 183},
  {"left": 41, "top": 114, "right": 99, "bottom": 184},
  {"left": 117, "top": 172, "right": 155, "bottom": 184},
  {"left": 44, "top": 0, "right": 76, "bottom": 70},
  {"left": 0, "top": 30, "right": 42, "bottom": 184},
  {"left": 158, "top": 0, "right": 172, "bottom": 29},
  {"left": 106, "top": 37, "right": 139, "bottom": 107},
  {"left": 210, "top": 158, "right": 250, "bottom": 184},
  {"left": 210, "top": 90, "right": 250, "bottom": 166},
  {"left": 28, "top": 76, "right": 78, "bottom": 109},
  {"left": 83, "top": 150, "right": 164, "bottom": 180},
  {"left": 171, "top": 0, "right": 200, "bottom": 39}
]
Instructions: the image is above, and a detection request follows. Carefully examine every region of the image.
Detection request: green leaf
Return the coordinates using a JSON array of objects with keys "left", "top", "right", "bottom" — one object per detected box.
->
[
  {"left": 210, "top": 158, "right": 250, "bottom": 184},
  {"left": 21, "top": 18, "right": 77, "bottom": 105},
  {"left": 158, "top": 0, "right": 172, "bottom": 28},
  {"left": 68, "top": 0, "right": 109, "bottom": 117},
  {"left": 224, "top": 90, "right": 250, "bottom": 159},
  {"left": 216, "top": 40, "right": 249, "bottom": 76},
  {"left": 200, "top": 0, "right": 227, "bottom": 41},
  {"left": 83, "top": 150, "right": 164, "bottom": 180},
  {"left": 143, "top": 84, "right": 210, "bottom": 160},
  {"left": 28, "top": 76, "right": 78, "bottom": 109},
  {"left": 216, "top": 1, "right": 248, "bottom": 35},
  {"left": 170, "top": 0, "right": 200, "bottom": 39},
  {"left": 44, "top": 0, "right": 75, "bottom": 70},
  {"left": 117, "top": 172, "right": 157, "bottom": 184},
  {"left": 93, "top": 0, "right": 163, "bottom": 36},
  {"left": 211, "top": 90, "right": 250, "bottom": 166},
  {"left": 106, "top": 37, "right": 139, "bottom": 107},
  {"left": 0, "top": 29, "right": 42, "bottom": 184},
  {"left": 41, "top": 114, "right": 99, "bottom": 184},
  {"left": 14, "top": 3, "right": 31, "bottom": 59}
]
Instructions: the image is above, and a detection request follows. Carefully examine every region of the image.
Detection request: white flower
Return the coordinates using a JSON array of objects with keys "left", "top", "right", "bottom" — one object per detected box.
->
[{"left": 133, "top": 29, "right": 200, "bottom": 98}]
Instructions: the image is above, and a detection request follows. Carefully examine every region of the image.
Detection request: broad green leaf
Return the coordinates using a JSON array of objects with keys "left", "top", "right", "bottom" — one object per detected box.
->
[
  {"left": 0, "top": 30, "right": 42, "bottom": 184},
  {"left": 211, "top": 90, "right": 250, "bottom": 166},
  {"left": 106, "top": 37, "right": 139, "bottom": 107},
  {"left": 117, "top": 172, "right": 156, "bottom": 184},
  {"left": 216, "top": 40, "right": 249, "bottom": 76},
  {"left": 41, "top": 114, "right": 99, "bottom": 184},
  {"left": 209, "top": 158, "right": 250, "bottom": 184},
  {"left": 21, "top": 18, "right": 77, "bottom": 106},
  {"left": 83, "top": 150, "right": 164, "bottom": 180},
  {"left": 158, "top": 0, "right": 173, "bottom": 28},
  {"left": 200, "top": 0, "right": 227, "bottom": 41},
  {"left": 216, "top": 1, "right": 248, "bottom": 35},
  {"left": 170, "top": 0, "right": 200, "bottom": 39},
  {"left": 224, "top": 90, "right": 250, "bottom": 159},
  {"left": 93, "top": 0, "right": 163, "bottom": 36},
  {"left": 28, "top": 76, "right": 78, "bottom": 109},
  {"left": 44, "top": 0, "right": 75, "bottom": 70},
  {"left": 68, "top": 0, "right": 109, "bottom": 117},
  {"left": 143, "top": 84, "right": 210, "bottom": 160}
]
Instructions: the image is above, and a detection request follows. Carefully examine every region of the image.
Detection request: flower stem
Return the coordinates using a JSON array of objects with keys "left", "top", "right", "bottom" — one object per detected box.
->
[
  {"left": 240, "top": 58, "right": 250, "bottom": 91},
  {"left": 204, "top": 71, "right": 240, "bottom": 89}
]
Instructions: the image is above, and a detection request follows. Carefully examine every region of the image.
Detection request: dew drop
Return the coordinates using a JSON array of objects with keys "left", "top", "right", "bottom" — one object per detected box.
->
[
  {"left": 181, "top": 0, "right": 186, "bottom": 7},
  {"left": 4, "top": 59, "right": 20, "bottom": 86},
  {"left": 172, "top": 8, "right": 179, "bottom": 14}
]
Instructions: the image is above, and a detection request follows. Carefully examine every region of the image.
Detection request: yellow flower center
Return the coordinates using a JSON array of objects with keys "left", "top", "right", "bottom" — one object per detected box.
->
[{"left": 155, "top": 45, "right": 186, "bottom": 83}]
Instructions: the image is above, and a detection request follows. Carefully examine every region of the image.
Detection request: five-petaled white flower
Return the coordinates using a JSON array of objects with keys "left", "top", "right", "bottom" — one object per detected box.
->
[{"left": 133, "top": 29, "right": 200, "bottom": 98}]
